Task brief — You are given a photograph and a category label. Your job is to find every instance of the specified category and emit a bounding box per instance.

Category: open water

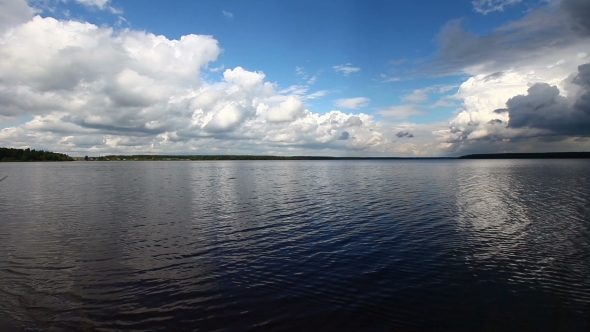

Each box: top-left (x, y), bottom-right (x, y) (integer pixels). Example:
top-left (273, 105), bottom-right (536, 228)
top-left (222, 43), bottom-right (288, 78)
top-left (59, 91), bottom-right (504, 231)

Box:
top-left (0, 160), bottom-right (589, 331)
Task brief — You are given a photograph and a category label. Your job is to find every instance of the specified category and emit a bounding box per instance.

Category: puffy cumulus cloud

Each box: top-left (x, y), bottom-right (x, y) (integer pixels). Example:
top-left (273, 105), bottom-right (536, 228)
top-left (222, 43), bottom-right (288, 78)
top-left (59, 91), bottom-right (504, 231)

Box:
top-left (437, 0), bottom-right (590, 154)
top-left (255, 111), bottom-right (385, 151)
top-left (0, 8), bottom-right (393, 156)
top-left (0, 15), bottom-right (220, 134)
top-left (266, 96), bottom-right (306, 122)
top-left (223, 67), bottom-right (265, 88)
top-left (0, 0), bottom-right (36, 33)
top-left (443, 62), bottom-right (590, 153)
top-left (503, 64), bottom-right (590, 134)
top-left (371, 121), bottom-right (448, 156)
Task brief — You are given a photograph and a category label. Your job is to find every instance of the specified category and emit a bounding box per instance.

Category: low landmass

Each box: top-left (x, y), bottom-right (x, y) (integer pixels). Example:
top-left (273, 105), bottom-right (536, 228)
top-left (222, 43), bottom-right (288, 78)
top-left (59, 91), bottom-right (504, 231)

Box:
top-left (2, 147), bottom-right (589, 162)
top-left (91, 155), bottom-right (453, 161)
top-left (459, 152), bottom-right (590, 159)
top-left (0, 147), bottom-right (73, 162)
top-left (91, 152), bottom-right (590, 160)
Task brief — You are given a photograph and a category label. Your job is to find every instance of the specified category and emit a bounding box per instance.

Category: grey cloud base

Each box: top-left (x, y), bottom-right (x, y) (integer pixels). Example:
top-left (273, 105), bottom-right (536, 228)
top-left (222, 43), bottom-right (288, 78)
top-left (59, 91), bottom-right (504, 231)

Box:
top-left (448, 63), bottom-right (590, 149)
top-left (495, 63), bottom-right (590, 138)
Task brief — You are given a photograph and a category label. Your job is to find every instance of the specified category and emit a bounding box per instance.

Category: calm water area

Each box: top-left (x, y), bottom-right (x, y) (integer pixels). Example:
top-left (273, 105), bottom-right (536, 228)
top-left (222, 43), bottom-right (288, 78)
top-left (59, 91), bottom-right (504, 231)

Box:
top-left (0, 160), bottom-right (589, 331)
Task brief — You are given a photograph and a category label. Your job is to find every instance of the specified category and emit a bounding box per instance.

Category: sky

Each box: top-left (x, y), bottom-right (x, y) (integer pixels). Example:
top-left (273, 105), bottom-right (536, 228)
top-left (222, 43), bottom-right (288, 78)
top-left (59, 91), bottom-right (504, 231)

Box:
top-left (0, 0), bottom-right (589, 156)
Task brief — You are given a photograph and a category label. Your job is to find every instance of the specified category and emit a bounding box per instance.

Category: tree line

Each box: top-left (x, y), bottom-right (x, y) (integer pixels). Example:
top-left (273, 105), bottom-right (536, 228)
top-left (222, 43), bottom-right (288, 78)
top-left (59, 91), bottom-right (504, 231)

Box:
top-left (459, 152), bottom-right (590, 159)
top-left (96, 155), bottom-right (451, 161)
top-left (97, 155), bottom-right (339, 161)
top-left (0, 147), bottom-right (74, 162)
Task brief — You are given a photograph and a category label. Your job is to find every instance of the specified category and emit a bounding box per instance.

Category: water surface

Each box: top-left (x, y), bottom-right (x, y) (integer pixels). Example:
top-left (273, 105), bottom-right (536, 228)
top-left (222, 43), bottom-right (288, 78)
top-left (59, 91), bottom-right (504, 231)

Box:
top-left (0, 160), bottom-right (589, 331)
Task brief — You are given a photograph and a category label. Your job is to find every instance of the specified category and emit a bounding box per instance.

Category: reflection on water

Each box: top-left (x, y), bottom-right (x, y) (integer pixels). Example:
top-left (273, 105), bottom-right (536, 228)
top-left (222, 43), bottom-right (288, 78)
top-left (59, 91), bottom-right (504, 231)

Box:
top-left (0, 160), bottom-right (589, 331)
top-left (454, 160), bottom-right (590, 323)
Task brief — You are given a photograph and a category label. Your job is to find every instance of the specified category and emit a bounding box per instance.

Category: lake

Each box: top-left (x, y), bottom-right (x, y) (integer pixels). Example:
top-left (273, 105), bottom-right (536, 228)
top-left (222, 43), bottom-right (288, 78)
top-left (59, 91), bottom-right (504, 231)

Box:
top-left (0, 160), bottom-right (589, 331)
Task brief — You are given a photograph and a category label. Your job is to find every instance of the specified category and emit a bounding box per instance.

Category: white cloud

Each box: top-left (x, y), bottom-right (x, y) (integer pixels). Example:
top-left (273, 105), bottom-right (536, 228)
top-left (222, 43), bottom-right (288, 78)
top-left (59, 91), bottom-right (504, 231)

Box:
top-left (334, 97), bottom-right (370, 109)
top-left (209, 64), bottom-right (225, 72)
top-left (443, 48), bottom-right (590, 154)
top-left (307, 75), bottom-right (317, 84)
top-left (333, 63), bottom-right (360, 76)
top-left (402, 89), bottom-right (428, 103)
top-left (380, 74), bottom-right (400, 82)
top-left (223, 66), bottom-right (265, 88)
top-left (377, 105), bottom-right (425, 119)
top-left (435, 85), bottom-right (458, 93)
top-left (435, 2), bottom-right (589, 75)
top-left (303, 90), bottom-right (330, 100)
top-left (203, 103), bottom-right (252, 132)
top-left (222, 10), bottom-right (233, 19)
top-left (430, 0), bottom-right (590, 154)
top-left (0, 8), bottom-right (393, 156)
top-left (6, 0), bottom-right (586, 157)
top-left (472, 0), bottom-right (522, 14)
top-left (266, 96), bottom-right (306, 122)
top-left (0, 0), bottom-right (36, 33)
top-left (75, 0), bottom-right (109, 9)
top-left (399, 86), bottom-right (458, 103)
top-left (430, 96), bottom-right (458, 108)
top-left (70, 0), bottom-right (121, 14)
top-left (278, 85), bottom-right (308, 96)
top-left (295, 66), bottom-right (306, 77)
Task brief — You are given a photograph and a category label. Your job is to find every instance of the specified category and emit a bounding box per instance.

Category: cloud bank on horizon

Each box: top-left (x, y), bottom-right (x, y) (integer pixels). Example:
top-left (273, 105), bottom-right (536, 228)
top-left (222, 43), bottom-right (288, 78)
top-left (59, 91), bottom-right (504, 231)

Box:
top-left (0, 0), bottom-right (589, 156)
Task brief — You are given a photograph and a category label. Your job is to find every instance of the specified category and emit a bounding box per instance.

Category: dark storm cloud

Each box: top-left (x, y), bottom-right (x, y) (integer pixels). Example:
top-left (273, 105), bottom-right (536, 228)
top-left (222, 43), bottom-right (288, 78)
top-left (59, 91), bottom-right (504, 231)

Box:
top-left (432, 1), bottom-right (589, 74)
top-left (561, 0), bottom-right (590, 35)
top-left (344, 116), bottom-right (363, 127)
top-left (503, 63), bottom-right (590, 135)
top-left (338, 131), bottom-right (350, 140)
top-left (67, 118), bottom-right (166, 135)
top-left (572, 62), bottom-right (590, 87)
top-left (396, 131), bottom-right (414, 138)
top-left (447, 62), bottom-right (590, 150)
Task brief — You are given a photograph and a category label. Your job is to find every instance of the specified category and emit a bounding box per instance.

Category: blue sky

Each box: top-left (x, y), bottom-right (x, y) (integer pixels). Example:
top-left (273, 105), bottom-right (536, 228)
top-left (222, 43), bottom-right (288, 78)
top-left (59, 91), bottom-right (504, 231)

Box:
top-left (0, 0), bottom-right (589, 156)
top-left (55, 0), bottom-right (470, 116)
top-left (93, 0), bottom-right (512, 121)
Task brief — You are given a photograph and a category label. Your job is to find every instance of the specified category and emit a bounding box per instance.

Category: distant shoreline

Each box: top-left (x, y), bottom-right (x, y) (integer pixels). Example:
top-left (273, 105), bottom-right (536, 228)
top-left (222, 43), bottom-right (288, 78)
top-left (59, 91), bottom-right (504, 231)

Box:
top-left (458, 152), bottom-right (590, 159)
top-left (77, 152), bottom-right (590, 161)
top-left (2, 146), bottom-right (590, 161)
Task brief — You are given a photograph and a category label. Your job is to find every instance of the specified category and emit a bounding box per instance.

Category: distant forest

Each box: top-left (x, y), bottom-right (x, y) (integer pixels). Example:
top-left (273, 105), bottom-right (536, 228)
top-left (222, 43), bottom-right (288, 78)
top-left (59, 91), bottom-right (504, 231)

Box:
top-left (94, 152), bottom-right (590, 161)
top-left (0, 147), bottom-right (73, 162)
top-left (96, 155), bottom-right (450, 161)
top-left (459, 152), bottom-right (590, 159)
top-left (97, 155), bottom-right (350, 161)
top-left (1, 148), bottom-right (589, 162)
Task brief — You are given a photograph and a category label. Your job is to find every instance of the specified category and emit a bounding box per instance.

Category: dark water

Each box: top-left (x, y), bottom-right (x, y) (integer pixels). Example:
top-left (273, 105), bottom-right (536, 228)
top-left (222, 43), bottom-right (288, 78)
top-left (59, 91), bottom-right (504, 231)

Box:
top-left (0, 160), bottom-right (589, 331)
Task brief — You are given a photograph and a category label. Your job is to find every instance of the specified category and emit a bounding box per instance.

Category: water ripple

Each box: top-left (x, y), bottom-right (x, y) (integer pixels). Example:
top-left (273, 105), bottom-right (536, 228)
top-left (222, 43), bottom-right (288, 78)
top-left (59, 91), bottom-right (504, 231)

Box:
top-left (0, 160), bottom-right (589, 331)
